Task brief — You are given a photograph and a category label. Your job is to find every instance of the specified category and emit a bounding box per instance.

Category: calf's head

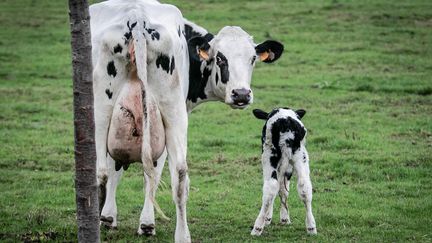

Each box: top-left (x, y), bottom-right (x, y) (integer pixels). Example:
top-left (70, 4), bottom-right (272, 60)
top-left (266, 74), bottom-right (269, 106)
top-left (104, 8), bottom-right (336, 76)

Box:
top-left (189, 26), bottom-right (284, 109)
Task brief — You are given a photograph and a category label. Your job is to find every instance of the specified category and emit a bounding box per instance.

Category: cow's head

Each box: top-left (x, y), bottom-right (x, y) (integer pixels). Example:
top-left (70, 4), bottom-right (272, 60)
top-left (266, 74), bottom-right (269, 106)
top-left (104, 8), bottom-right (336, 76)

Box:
top-left (188, 26), bottom-right (284, 109)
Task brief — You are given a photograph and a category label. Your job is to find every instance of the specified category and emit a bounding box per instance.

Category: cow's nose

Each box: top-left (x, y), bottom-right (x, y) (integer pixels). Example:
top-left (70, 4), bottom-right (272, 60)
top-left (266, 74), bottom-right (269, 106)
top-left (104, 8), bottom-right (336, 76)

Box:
top-left (231, 88), bottom-right (251, 106)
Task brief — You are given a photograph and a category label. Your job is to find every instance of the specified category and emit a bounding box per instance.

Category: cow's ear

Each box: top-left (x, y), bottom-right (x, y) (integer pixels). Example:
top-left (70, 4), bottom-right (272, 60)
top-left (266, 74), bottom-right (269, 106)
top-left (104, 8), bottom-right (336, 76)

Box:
top-left (188, 36), bottom-right (211, 61)
top-left (255, 40), bottom-right (284, 63)
top-left (295, 109), bottom-right (306, 119)
top-left (253, 109), bottom-right (269, 120)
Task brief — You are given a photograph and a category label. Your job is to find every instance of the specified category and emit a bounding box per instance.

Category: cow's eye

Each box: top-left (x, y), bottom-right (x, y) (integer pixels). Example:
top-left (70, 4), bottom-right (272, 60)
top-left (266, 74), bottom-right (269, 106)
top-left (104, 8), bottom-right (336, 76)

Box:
top-left (251, 56), bottom-right (256, 65)
top-left (216, 56), bottom-right (222, 64)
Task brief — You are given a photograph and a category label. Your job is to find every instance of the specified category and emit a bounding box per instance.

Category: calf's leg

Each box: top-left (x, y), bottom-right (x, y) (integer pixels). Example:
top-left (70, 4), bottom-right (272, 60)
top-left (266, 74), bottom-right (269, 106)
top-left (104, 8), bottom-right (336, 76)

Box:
top-left (293, 150), bottom-right (317, 234)
top-left (251, 161), bottom-right (279, 236)
top-left (279, 169), bottom-right (292, 225)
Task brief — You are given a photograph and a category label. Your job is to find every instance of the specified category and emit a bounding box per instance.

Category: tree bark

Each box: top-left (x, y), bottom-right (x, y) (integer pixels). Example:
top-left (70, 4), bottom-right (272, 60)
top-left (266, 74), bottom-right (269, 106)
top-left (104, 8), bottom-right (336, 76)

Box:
top-left (68, 0), bottom-right (100, 242)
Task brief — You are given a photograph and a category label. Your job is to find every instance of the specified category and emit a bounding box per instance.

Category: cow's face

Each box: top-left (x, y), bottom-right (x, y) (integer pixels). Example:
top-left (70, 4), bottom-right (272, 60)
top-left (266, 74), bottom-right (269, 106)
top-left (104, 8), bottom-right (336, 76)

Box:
top-left (189, 26), bottom-right (284, 109)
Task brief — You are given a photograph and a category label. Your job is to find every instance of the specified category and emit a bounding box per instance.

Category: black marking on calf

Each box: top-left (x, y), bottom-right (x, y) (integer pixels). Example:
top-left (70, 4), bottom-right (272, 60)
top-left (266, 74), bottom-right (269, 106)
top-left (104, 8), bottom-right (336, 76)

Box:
top-left (216, 52), bottom-right (229, 84)
top-left (107, 61), bottom-right (117, 77)
top-left (113, 44), bottom-right (122, 54)
top-left (153, 161), bottom-right (157, 167)
top-left (272, 117), bottom-right (306, 155)
top-left (178, 26), bottom-right (181, 37)
top-left (251, 56), bottom-right (256, 65)
top-left (271, 171), bottom-right (277, 180)
top-left (215, 73), bottom-right (219, 85)
top-left (303, 152), bottom-right (307, 163)
top-left (105, 89), bottom-right (113, 99)
top-left (268, 109), bottom-right (280, 119)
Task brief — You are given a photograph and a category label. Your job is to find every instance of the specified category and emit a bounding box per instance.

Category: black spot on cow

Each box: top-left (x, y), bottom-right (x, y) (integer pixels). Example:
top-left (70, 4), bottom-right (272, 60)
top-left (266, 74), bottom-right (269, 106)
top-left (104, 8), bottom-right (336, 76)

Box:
top-left (170, 56), bottom-right (175, 75)
top-left (184, 23), bottom-right (214, 42)
top-left (215, 72), bottom-right (219, 85)
top-left (113, 44), bottom-right (122, 54)
top-left (156, 54), bottom-right (175, 75)
top-left (285, 171), bottom-right (293, 180)
top-left (107, 61), bottom-right (117, 77)
top-left (177, 26), bottom-right (181, 37)
top-left (124, 21), bottom-right (137, 44)
top-left (251, 56), bottom-right (256, 65)
top-left (153, 160), bottom-right (157, 167)
top-left (105, 89), bottom-right (113, 99)
top-left (156, 54), bottom-right (170, 73)
top-left (303, 152), bottom-right (307, 163)
top-left (143, 21), bottom-right (160, 41)
top-left (187, 56), bottom-right (212, 103)
top-left (216, 52), bottom-right (229, 84)
top-left (271, 171), bottom-right (277, 180)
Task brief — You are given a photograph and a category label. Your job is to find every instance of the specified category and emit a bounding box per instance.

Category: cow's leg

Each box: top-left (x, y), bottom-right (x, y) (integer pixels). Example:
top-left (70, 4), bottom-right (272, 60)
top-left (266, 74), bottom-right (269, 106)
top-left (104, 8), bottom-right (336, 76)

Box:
top-left (100, 155), bottom-right (123, 229)
top-left (161, 105), bottom-right (190, 243)
top-left (279, 166), bottom-right (293, 225)
top-left (138, 149), bottom-right (167, 236)
top-left (294, 149), bottom-right (317, 235)
top-left (251, 159), bottom-right (279, 236)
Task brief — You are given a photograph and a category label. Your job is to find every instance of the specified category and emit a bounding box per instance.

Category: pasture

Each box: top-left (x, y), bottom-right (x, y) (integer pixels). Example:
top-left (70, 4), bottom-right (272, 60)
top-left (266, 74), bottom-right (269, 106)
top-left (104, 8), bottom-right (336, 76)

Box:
top-left (1, 0), bottom-right (431, 242)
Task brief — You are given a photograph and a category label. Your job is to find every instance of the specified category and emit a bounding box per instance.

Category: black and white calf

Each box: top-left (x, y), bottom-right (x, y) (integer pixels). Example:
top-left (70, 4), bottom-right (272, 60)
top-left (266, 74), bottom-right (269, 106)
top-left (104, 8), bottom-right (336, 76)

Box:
top-left (251, 108), bottom-right (317, 236)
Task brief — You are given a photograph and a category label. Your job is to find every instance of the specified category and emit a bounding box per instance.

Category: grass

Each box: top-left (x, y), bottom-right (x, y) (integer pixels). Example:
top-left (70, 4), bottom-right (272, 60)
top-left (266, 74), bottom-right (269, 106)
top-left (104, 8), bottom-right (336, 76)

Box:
top-left (1, 0), bottom-right (431, 242)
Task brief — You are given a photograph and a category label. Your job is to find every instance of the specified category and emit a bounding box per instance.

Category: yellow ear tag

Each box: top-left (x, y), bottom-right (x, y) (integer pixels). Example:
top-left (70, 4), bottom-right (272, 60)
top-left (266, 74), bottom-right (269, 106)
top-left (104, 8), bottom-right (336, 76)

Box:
top-left (259, 51), bottom-right (269, 61)
top-left (199, 49), bottom-right (209, 60)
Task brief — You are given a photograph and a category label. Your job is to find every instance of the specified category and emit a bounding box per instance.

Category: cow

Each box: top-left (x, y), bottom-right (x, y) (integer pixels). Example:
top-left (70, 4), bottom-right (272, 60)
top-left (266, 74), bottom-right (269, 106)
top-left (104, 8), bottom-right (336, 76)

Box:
top-left (89, 0), bottom-right (284, 242)
top-left (251, 108), bottom-right (317, 236)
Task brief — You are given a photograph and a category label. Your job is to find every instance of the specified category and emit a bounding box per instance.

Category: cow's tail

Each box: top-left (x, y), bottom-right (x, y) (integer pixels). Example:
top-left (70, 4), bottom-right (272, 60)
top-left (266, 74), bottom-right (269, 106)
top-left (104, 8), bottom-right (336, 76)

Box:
top-left (132, 18), bottom-right (170, 221)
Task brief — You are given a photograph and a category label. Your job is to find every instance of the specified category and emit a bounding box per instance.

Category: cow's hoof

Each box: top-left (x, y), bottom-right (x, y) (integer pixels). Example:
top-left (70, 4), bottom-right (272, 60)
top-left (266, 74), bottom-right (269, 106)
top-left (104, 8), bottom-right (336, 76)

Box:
top-left (100, 216), bottom-right (117, 229)
top-left (265, 217), bottom-right (272, 225)
top-left (280, 218), bottom-right (291, 225)
top-left (307, 227), bottom-right (317, 235)
top-left (251, 227), bottom-right (263, 236)
top-left (138, 224), bottom-right (155, 236)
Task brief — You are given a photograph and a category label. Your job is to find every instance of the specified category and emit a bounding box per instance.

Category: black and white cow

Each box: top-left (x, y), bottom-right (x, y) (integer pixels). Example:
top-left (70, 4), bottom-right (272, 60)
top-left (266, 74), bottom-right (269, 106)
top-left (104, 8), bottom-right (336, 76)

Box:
top-left (90, 0), bottom-right (284, 242)
top-left (251, 108), bottom-right (317, 236)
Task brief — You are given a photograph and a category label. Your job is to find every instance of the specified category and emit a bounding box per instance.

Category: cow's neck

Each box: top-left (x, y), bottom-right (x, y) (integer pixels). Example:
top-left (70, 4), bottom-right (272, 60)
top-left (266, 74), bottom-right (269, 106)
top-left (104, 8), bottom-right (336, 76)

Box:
top-left (183, 19), bottom-right (221, 112)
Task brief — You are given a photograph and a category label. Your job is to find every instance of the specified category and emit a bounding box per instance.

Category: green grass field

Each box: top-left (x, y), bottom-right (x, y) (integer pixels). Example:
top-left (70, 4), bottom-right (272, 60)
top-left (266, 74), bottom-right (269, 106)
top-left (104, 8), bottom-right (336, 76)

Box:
top-left (1, 0), bottom-right (431, 242)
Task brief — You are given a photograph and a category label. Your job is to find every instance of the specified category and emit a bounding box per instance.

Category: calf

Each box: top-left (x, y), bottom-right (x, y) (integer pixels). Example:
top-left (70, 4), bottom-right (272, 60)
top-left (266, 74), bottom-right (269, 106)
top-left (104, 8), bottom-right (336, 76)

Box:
top-left (251, 108), bottom-right (317, 236)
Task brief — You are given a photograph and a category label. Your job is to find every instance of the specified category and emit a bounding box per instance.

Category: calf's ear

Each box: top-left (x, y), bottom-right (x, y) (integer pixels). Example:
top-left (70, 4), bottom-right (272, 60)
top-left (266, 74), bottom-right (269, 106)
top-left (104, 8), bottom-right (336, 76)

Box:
top-left (253, 109), bottom-right (269, 120)
top-left (255, 40), bottom-right (284, 63)
top-left (295, 109), bottom-right (306, 119)
top-left (188, 36), bottom-right (211, 61)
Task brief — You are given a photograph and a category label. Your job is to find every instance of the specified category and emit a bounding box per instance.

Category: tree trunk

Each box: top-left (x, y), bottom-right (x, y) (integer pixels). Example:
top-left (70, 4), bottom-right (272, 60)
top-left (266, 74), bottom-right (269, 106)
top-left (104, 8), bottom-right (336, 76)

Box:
top-left (68, 0), bottom-right (100, 242)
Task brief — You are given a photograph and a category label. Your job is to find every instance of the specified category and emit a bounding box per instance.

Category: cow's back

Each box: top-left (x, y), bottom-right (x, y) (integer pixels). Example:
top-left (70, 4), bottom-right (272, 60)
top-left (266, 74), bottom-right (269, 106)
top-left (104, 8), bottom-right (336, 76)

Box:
top-left (90, 0), bottom-right (189, 96)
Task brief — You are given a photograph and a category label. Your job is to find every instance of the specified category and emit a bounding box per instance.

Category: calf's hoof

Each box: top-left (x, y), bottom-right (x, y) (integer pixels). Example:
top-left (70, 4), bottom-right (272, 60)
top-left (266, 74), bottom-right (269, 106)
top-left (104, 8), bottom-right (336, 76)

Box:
top-left (138, 224), bottom-right (155, 236)
top-left (100, 216), bottom-right (117, 229)
top-left (251, 227), bottom-right (263, 236)
top-left (307, 227), bottom-right (317, 235)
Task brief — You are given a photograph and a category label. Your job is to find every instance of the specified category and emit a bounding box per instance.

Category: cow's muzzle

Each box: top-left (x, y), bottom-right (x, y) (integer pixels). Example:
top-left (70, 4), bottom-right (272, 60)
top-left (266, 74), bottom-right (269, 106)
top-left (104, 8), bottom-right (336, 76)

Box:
top-left (231, 88), bottom-right (251, 109)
